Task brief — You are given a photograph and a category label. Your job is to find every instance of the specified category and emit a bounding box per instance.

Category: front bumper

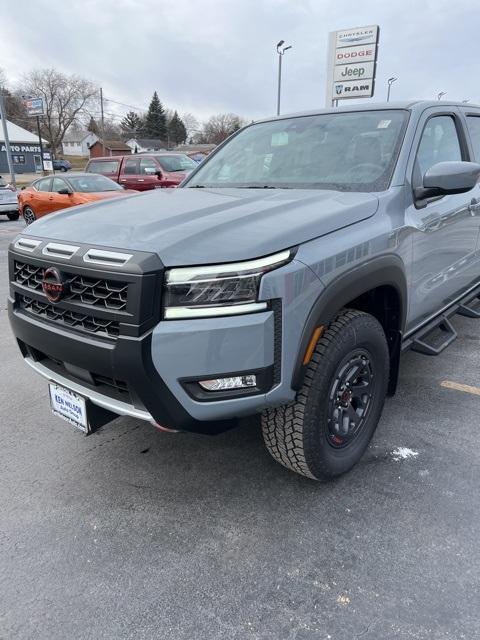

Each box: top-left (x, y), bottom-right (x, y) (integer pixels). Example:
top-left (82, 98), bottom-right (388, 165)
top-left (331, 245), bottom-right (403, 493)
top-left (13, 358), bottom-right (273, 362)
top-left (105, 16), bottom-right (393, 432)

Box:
top-left (9, 301), bottom-right (247, 434)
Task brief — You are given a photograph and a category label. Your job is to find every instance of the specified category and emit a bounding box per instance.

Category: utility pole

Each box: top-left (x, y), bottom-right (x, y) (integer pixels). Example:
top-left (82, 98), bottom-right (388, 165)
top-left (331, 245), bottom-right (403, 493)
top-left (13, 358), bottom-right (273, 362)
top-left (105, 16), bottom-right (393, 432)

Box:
top-left (0, 90), bottom-right (16, 188)
top-left (100, 87), bottom-right (106, 155)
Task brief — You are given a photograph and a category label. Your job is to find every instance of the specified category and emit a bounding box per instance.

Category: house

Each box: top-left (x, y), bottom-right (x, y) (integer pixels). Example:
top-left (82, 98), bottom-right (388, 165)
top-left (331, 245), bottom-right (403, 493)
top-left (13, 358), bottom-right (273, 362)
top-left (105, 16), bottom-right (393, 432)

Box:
top-left (0, 119), bottom-right (48, 174)
top-left (125, 138), bottom-right (167, 153)
top-left (62, 130), bottom-right (98, 157)
top-left (89, 140), bottom-right (132, 158)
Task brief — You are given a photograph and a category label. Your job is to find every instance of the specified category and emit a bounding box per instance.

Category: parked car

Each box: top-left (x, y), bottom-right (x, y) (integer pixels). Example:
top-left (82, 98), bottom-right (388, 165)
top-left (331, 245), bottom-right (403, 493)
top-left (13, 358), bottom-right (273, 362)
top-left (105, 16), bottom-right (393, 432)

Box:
top-left (9, 101), bottom-right (480, 480)
top-left (0, 176), bottom-right (19, 221)
top-left (53, 159), bottom-right (72, 172)
top-left (85, 152), bottom-right (197, 190)
top-left (18, 173), bottom-right (137, 224)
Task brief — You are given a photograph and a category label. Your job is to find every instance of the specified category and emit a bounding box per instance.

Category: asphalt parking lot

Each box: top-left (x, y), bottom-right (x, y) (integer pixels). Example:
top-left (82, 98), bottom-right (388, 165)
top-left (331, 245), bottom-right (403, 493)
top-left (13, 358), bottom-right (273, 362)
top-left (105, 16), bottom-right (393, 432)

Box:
top-left (1, 217), bottom-right (479, 640)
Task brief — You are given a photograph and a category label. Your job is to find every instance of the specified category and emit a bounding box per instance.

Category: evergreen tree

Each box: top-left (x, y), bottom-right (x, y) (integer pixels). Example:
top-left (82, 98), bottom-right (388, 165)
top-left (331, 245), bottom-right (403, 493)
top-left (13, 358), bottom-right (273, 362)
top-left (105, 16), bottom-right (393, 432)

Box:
top-left (144, 91), bottom-right (167, 139)
top-left (121, 110), bottom-right (142, 136)
top-left (87, 116), bottom-right (99, 135)
top-left (167, 111), bottom-right (187, 146)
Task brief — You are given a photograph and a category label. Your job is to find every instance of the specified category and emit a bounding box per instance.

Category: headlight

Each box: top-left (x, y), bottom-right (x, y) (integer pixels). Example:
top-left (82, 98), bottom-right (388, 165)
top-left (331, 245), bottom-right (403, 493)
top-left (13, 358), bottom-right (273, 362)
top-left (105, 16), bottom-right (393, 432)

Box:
top-left (163, 249), bottom-right (293, 319)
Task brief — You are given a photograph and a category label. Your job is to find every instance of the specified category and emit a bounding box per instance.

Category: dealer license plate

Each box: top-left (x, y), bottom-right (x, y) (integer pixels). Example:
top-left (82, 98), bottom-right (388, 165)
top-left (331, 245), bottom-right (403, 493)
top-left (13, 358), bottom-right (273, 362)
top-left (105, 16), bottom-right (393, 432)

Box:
top-left (49, 383), bottom-right (89, 433)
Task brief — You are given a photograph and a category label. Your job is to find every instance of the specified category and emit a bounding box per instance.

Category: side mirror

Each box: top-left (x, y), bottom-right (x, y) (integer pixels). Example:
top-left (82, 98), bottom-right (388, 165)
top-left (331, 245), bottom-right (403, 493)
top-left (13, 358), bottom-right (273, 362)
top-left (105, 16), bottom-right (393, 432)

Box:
top-left (155, 169), bottom-right (163, 179)
top-left (415, 161), bottom-right (480, 200)
top-left (58, 188), bottom-right (73, 195)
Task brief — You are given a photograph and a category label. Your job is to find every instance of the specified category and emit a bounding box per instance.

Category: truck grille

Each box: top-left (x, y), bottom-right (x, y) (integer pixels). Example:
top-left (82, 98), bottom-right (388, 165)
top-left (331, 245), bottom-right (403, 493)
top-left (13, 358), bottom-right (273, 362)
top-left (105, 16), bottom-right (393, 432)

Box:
top-left (20, 295), bottom-right (120, 339)
top-left (14, 261), bottom-right (128, 311)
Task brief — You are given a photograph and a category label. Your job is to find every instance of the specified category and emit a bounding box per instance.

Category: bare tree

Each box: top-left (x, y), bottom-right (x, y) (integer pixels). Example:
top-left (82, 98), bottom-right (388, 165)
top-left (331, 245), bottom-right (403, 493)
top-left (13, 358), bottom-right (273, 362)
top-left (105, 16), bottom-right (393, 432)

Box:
top-left (23, 68), bottom-right (98, 155)
top-left (182, 112), bottom-right (200, 141)
top-left (200, 113), bottom-right (247, 145)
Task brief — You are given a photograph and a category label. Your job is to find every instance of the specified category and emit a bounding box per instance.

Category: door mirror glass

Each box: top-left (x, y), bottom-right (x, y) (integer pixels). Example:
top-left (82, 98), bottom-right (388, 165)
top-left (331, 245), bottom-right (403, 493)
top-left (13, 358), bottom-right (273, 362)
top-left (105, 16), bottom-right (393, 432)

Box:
top-left (416, 161), bottom-right (480, 199)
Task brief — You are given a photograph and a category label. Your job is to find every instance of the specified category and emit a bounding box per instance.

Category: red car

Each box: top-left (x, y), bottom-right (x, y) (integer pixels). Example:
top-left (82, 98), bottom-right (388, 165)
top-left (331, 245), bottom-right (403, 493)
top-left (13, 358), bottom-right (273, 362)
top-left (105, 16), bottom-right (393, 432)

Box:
top-left (85, 153), bottom-right (197, 191)
top-left (19, 173), bottom-right (137, 225)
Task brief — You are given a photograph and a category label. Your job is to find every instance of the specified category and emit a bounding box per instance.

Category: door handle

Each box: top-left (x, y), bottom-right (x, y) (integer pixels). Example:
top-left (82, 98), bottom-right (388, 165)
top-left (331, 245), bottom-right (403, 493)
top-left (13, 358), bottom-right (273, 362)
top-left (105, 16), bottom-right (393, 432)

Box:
top-left (137, 179), bottom-right (145, 182)
top-left (120, 179), bottom-right (127, 183)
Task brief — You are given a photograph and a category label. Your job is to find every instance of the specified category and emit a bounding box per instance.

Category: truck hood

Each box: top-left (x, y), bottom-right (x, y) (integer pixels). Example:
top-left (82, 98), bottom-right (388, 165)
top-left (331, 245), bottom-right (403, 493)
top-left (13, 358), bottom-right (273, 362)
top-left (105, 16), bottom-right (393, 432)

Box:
top-left (24, 187), bottom-right (379, 266)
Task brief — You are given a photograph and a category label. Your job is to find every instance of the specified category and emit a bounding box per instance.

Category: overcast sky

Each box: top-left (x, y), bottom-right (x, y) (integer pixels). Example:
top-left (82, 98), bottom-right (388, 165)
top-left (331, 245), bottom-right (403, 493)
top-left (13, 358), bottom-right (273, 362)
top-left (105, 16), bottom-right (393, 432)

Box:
top-left (1, 0), bottom-right (479, 124)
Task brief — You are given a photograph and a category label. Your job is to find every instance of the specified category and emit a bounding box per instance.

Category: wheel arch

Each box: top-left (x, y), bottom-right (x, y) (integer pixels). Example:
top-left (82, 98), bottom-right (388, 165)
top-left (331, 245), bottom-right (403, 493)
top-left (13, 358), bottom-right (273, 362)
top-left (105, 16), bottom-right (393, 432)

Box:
top-left (292, 255), bottom-right (407, 395)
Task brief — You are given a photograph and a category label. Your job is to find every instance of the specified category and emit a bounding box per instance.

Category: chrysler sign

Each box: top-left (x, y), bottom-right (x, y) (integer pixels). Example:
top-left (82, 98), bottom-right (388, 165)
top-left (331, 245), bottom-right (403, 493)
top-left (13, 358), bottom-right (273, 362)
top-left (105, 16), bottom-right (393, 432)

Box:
top-left (325, 24), bottom-right (379, 105)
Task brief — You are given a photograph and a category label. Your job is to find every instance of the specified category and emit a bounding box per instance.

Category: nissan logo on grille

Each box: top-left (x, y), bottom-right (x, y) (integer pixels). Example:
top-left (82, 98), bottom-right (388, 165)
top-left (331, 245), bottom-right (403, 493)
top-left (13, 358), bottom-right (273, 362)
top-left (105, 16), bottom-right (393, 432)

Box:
top-left (41, 267), bottom-right (67, 302)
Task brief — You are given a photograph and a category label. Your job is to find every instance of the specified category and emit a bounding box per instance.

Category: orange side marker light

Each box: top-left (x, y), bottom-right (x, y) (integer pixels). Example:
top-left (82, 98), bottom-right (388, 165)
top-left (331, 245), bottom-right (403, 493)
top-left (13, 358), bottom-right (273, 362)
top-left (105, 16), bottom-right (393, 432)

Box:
top-left (303, 326), bottom-right (325, 365)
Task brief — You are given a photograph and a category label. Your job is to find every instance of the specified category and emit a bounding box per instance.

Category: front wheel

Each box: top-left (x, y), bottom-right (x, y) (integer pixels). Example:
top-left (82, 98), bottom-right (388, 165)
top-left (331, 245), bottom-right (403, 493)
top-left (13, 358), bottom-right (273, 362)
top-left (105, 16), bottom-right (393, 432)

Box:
top-left (262, 309), bottom-right (389, 481)
top-left (7, 212), bottom-right (19, 221)
top-left (23, 206), bottom-right (37, 225)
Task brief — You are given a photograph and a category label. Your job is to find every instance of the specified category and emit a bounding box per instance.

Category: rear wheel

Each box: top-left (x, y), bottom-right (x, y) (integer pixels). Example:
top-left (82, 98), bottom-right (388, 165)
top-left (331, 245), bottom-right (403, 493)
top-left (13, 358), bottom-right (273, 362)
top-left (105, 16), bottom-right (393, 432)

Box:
top-left (23, 206), bottom-right (36, 225)
top-left (262, 309), bottom-right (389, 481)
top-left (7, 212), bottom-right (19, 221)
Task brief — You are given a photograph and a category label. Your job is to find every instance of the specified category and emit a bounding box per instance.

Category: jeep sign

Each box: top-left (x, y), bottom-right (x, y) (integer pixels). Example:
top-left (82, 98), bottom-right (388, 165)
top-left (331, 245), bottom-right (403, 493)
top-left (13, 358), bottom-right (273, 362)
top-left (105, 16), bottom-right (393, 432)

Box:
top-left (325, 24), bottom-right (379, 105)
top-left (333, 62), bottom-right (375, 82)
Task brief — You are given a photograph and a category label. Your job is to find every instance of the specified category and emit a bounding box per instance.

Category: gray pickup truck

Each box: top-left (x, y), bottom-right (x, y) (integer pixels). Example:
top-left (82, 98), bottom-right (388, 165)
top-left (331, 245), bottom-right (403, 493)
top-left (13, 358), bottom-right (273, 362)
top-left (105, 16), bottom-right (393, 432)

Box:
top-left (8, 101), bottom-right (480, 480)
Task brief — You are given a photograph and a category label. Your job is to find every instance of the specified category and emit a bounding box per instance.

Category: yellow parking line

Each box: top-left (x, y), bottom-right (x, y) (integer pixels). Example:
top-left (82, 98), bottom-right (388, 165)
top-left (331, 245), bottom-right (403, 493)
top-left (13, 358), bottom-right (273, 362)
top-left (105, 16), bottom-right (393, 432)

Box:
top-left (440, 380), bottom-right (480, 397)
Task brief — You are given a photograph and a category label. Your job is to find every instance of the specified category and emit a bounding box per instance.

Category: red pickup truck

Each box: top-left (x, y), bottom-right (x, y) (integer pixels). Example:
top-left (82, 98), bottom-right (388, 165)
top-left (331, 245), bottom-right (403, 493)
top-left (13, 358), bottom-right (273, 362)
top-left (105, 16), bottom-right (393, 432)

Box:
top-left (85, 152), bottom-right (197, 191)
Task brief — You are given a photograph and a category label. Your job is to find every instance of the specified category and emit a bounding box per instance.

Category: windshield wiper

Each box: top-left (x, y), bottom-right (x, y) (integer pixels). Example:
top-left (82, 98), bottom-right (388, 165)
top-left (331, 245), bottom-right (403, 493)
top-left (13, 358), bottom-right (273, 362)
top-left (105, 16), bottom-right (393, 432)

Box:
top-left (187, 184), bottom-right (205, 188)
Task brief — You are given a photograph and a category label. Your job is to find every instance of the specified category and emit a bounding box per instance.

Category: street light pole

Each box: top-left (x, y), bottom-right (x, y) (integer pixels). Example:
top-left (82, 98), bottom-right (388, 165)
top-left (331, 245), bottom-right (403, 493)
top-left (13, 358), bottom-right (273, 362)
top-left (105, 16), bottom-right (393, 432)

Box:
top-left (276, 40), bottom-right (292, 116)
top-left (387, 77), bottom-right (397, 102)
top-left (437, 91), bottom-right (446, 101)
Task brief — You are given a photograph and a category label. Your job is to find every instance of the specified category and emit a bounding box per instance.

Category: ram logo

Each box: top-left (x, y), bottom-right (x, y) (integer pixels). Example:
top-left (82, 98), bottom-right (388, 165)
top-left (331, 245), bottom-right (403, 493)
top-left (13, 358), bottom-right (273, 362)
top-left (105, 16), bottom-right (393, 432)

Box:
top-left (335, 84), bottom-right (343, 95)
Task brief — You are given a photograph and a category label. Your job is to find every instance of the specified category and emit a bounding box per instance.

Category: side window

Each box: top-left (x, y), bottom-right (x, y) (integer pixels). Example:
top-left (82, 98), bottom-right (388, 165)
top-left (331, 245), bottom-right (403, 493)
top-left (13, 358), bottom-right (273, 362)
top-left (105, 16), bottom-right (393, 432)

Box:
top-left (35, 178), bottom-right (52, 192)
top-left (52, 177), bottom-right (68, 192)
top-left (466, 116), bottom-right (480, 161)
top-left (123, 158), bottom-right (139, 175)
top-left (415, 116), bottom-right (462, 177)
top-left (140, 157), bottom-right (158, 175)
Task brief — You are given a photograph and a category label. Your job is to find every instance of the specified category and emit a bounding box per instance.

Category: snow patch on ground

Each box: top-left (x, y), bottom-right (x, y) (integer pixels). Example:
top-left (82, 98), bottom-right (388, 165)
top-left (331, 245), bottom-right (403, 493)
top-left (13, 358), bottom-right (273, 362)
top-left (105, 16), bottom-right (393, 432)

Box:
top-left (391, 447), bottom-right (419, 462)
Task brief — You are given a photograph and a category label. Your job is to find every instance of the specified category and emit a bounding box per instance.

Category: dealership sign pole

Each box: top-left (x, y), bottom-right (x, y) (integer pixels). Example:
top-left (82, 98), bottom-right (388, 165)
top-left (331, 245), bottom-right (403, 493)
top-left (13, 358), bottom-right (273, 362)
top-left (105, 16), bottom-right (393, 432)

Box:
top-left (325, 25), bottom-right (379, 107)
top-left (24, 97), bottom-right (53, 173)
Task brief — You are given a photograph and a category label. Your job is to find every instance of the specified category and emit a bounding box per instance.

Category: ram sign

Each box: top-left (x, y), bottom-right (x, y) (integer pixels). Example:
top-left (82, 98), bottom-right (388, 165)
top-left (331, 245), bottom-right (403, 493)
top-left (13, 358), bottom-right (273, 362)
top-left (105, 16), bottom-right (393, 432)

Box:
top-left (325, 25), bottom-right (379, 105)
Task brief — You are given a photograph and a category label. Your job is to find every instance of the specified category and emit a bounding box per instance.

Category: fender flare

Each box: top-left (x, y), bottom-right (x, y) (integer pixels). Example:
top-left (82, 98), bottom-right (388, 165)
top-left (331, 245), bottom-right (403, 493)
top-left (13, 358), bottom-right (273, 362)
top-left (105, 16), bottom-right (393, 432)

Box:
top-left (291, 255), bottom-right (408, 391)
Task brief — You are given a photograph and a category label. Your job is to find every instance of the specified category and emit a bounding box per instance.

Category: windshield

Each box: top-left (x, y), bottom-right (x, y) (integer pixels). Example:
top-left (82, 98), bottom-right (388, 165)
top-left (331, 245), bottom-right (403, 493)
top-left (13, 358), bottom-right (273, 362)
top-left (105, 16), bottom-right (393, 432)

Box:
top-left (158, 155), bottom-right (197, 172)
top-left (187, 110), bottom-right (408, 192)
top-left (68, 175), bottom-right (123, 192)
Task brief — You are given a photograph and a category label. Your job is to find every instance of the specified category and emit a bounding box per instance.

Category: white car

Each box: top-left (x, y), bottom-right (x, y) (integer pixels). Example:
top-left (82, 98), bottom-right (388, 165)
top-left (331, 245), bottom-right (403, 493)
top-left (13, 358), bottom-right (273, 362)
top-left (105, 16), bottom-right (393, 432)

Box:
top-left (0, 176), bottom-right (19, 221)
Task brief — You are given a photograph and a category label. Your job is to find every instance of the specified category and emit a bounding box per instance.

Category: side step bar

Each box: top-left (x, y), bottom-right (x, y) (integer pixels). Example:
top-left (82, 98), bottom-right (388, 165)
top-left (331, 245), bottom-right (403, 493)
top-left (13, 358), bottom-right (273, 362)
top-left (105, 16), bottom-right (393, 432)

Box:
top-left (458, 294), bottom-right (480, 319)
top-left (404, 283), bottom-right (480, 356)
top-left (410, 316), bottom-right (457, 356)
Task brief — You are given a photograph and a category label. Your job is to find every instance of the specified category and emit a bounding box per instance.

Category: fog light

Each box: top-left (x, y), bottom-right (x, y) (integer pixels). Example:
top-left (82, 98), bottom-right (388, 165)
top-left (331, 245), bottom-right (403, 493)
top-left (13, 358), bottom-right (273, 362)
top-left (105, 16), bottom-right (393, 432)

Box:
top-left (198, 375), bottom-right (257, 391)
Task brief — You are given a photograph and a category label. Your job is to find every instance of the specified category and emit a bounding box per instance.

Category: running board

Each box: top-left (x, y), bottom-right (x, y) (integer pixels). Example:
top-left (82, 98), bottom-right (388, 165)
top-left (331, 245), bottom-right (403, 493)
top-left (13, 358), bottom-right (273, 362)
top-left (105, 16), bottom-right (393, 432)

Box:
top-left (457, 294), bottom-right (480, 319)
top-left (410, 316), bottom-right (457, 356)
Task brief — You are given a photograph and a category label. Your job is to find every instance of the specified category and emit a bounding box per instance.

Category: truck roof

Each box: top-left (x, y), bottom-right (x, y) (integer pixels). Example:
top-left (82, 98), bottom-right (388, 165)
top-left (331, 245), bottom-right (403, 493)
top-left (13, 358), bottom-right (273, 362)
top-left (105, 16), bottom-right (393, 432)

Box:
top-left (88, 152), bottom-right (191, 162)
top-left (256, 100), bottom-right (480, 124)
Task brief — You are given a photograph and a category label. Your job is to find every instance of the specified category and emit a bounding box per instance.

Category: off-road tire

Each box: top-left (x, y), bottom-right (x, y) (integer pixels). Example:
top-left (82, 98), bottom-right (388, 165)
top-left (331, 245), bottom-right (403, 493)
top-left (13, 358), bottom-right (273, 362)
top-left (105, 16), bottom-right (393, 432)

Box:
top-left (7, 212), bottom-right (19, 221)
top-left (262, 309), bottom-right (389, 481)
